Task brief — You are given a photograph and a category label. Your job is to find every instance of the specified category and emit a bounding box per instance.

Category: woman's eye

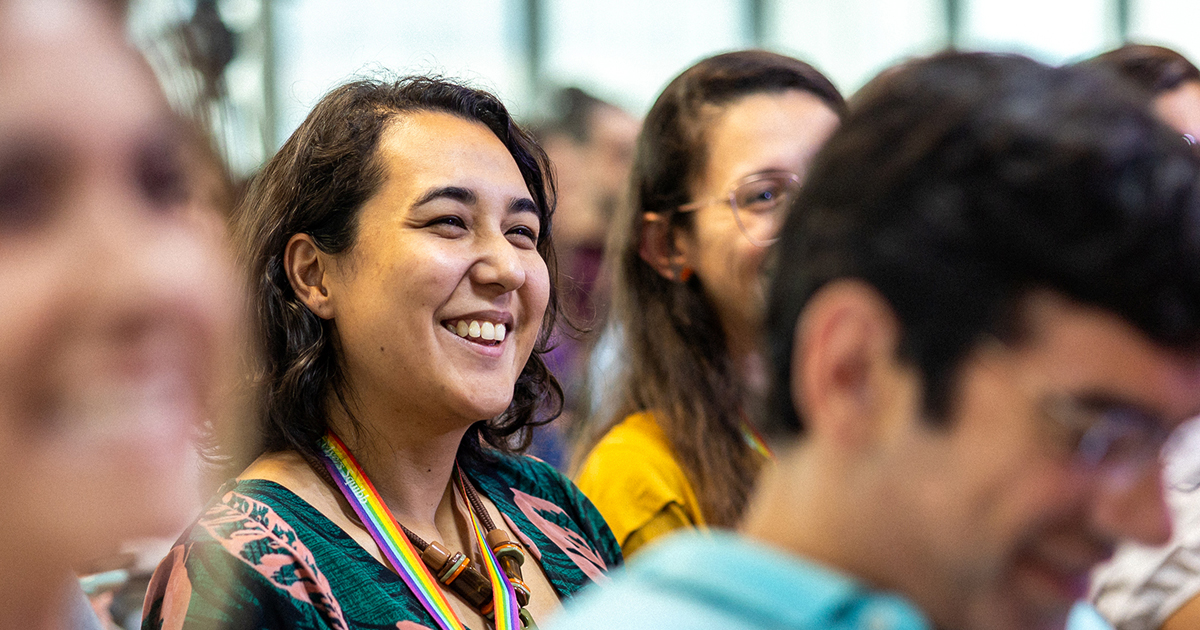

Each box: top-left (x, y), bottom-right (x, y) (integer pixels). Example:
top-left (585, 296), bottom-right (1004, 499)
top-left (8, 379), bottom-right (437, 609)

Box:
top-left (429, 216), bottom-right (467, 230)
top-left (507, 225), bottom-right (538, 245)
top-left (137, 140), bottom-right (189, 212)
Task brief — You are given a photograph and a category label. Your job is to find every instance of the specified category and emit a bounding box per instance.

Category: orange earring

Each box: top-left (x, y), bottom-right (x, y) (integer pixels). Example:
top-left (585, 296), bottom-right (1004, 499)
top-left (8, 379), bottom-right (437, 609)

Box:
top-left (678, 267), bottom-right (694, 282)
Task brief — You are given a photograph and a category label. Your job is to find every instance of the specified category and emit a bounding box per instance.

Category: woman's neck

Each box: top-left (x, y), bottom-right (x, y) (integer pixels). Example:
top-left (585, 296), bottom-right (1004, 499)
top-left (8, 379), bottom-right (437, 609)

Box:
top-left (327, 405), bottom-right (471, 532)
top-left (728, 336), bottom-right (768, 396)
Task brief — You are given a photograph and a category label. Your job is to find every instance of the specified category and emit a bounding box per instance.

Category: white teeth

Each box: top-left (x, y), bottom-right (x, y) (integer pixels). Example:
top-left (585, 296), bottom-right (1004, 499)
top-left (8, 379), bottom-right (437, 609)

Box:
top-left (447, 320), bottom-right (506, 343)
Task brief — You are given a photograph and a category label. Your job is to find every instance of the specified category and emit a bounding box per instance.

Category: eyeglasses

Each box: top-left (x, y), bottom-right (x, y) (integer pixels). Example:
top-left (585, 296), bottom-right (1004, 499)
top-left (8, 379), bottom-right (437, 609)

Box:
top-left (1040, 395), bottom-right (1171, 485)
top-left (677, 170), bottom-right (802, 247)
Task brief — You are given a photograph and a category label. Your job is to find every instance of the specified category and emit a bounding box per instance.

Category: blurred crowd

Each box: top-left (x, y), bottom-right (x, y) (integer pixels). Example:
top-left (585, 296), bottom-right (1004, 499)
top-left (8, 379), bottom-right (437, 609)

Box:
top-left (6, 2), bottom-right (1200, 630)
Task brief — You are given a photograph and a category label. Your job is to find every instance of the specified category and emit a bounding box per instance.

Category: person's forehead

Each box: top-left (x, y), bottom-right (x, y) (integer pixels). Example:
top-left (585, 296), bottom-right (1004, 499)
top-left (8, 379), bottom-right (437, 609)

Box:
top-left (983, 292), bottom-right (1200, 422)
top-left (0, 0), bottom-right (166, 141)
top-left (377, 111), bottom-right (527, 190)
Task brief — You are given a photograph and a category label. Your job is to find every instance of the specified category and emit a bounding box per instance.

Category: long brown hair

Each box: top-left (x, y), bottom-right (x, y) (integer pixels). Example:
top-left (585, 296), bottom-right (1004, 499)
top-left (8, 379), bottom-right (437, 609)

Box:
top-left (582, 51), bottom-right (845, 527)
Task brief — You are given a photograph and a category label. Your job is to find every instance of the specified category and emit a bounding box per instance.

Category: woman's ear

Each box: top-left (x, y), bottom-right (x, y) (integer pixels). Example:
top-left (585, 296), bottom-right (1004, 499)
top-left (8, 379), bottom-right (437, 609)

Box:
top-left (284, 233), bottom-right (335, 320)
top-left (638, 212), bottom-right (690, 281)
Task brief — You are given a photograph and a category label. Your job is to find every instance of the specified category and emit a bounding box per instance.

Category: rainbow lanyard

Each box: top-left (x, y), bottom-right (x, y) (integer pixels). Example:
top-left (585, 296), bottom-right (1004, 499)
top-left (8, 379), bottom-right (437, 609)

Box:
top-left (740, 421), bottom-right (776, 461)
top-left (455, 462), bottom-right (520, 628)
top-left (318, 432), bottom-right (520, 630)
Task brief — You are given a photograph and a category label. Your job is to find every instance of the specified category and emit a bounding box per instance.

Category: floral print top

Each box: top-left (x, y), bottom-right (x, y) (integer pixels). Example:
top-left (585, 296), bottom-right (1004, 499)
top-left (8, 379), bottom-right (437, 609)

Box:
top-left (142, 452), bottom-right (622, 630)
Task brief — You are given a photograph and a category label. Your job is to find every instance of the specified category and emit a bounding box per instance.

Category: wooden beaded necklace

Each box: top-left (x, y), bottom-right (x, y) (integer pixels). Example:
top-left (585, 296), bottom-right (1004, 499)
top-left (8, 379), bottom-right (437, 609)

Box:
top-left (310, 433), bottom-right (538, 629)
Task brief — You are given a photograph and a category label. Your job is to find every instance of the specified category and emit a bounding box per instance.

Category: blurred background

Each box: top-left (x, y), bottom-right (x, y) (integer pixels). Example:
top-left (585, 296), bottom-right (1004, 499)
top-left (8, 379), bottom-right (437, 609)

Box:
top-left (127, 0), bottom-right (1200, 178)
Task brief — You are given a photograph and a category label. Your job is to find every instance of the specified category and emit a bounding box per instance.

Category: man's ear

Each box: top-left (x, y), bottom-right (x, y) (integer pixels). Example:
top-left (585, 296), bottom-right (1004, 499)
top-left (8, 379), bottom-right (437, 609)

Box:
top-left (638, 212), bottom-right (689, 281)
top-left (284, 233), bottom-right (335, 320)
top-left (790, 280), bottom-right (901, 450)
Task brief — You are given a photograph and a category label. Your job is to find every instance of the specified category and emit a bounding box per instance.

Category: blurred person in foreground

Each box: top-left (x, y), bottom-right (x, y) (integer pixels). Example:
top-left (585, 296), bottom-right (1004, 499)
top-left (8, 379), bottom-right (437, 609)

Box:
top-left (552, 51), bottom-right (1200, 630)
top-left (142, 76), bottom-right (620, 629)
top-left (573, 51), bottom-right (844, 556)
top-left (0, 0), bottom-right (242, 628)
top-left (1072, 44), bottom-right (1200, 630)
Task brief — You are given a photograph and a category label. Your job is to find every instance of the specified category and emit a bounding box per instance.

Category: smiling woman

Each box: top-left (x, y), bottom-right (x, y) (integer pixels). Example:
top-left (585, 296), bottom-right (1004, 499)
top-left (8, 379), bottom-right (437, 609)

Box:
top-left (141, 77), bottom-right (621, 630)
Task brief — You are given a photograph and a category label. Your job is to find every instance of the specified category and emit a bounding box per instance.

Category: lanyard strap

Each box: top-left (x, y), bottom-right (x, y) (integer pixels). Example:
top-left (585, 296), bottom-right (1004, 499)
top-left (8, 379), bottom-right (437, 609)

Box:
top-left (320, 432), bottom-right (514, 630)
top-left (456, 463), bottom-right (521, 630)
top-left (740, 420), bottom-right (776, 461)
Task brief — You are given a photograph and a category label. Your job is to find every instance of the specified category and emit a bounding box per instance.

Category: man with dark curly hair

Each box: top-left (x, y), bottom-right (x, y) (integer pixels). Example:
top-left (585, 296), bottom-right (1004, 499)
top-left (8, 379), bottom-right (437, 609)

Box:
top-left (552, 51), bottom-right (1200, 630)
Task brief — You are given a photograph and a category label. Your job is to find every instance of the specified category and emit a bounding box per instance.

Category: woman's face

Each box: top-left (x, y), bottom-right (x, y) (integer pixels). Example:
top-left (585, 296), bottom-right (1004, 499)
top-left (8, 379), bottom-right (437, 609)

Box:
top-left (675, 90), bottom-right (839, 357)
top-left (321, 111), bottom-right (550, 431)
top-left (0, 0), bottom-right (240, 575)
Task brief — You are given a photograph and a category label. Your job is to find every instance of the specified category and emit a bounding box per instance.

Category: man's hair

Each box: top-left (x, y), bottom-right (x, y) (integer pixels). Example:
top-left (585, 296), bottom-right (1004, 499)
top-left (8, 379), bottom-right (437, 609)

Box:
top-left (1083, 44), bottom-right (1200, 96)
top-left (763, 51), bottom-right (1200, 438)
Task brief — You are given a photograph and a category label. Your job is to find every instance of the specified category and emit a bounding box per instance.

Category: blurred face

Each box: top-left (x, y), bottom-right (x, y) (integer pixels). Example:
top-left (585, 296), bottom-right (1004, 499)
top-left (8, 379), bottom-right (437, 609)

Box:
top-left (1155, 80), bottom-right (1200, 142)
top-left (881, 294), bottom-right (1200, 630)
top-left (324, 111), bottom-right (549, 430)
top-left (544, 104), bottom-right (639, 250)
top-left (676, 90), bottom-right (839, 357)
top-left (0, 0), bottom-right (239, 576)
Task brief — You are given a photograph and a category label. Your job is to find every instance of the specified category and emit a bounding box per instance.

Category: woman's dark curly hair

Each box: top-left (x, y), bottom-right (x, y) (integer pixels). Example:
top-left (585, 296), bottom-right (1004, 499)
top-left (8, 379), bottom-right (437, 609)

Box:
top-left (233, 75), bottom-right (562, 467)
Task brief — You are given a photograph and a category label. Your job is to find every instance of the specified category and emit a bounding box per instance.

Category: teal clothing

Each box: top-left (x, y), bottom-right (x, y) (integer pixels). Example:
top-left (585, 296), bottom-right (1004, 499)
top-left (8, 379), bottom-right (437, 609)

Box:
top-left (549, 531), bottom-right (931, 630)
top-left (1067, 603), bottom-right (1116, 630)
top-left (143, 452), bottom-right (621, 630)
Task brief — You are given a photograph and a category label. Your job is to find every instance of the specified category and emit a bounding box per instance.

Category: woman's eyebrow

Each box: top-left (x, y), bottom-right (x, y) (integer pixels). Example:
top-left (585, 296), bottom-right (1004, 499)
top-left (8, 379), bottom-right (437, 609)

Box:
top-left (412, 186), bottom-right (475, 208)
top-left (509, 197), bottom-right (537, 215)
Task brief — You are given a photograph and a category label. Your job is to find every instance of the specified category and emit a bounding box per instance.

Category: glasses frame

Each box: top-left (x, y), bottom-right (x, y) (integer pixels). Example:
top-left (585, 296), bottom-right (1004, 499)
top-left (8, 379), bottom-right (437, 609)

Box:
top-left (1039, 394), bottom-right (1172, 486)
top-left (676, 170), bottom-right (802, 247)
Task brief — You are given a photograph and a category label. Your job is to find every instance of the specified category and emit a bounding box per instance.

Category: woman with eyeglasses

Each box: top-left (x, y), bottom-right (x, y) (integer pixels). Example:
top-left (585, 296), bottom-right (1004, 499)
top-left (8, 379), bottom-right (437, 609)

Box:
top-left (573, 50), bottom-right (845, 556)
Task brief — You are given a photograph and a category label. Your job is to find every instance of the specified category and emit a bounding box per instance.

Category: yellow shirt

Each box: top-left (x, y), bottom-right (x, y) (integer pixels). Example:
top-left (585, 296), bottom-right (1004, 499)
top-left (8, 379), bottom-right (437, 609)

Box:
top-left (575, 411), bottom-right (706, 556)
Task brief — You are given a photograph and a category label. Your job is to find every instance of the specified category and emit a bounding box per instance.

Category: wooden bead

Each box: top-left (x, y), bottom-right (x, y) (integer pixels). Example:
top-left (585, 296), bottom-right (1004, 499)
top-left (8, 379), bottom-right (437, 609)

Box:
top-left (493, 542), bottom-right (525, 566)
top-left (438, 553), bottom-right (469, 585)
top-left (451, 560), bottom-right (495, 611)
top-left (486, 529), bottom-right (512, 548)
top-left (421, 541), bottom-right (453, 574)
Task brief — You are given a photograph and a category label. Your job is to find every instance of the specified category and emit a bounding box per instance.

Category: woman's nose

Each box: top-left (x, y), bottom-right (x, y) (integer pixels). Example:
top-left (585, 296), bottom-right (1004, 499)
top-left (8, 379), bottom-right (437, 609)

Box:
top-left (470, 230), bottom-right (526, 294)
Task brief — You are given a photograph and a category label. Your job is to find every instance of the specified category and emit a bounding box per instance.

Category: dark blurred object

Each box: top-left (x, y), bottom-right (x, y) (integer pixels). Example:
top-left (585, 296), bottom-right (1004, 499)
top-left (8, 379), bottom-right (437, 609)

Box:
top-left (179, 0), bottom-right (236, 102)
top-left (527, 87), bottom-right (639, 468)
top-left (1084, 44), bottom-right (1200, 155)
top-left (1085, 44), bottom-right (1200, 95)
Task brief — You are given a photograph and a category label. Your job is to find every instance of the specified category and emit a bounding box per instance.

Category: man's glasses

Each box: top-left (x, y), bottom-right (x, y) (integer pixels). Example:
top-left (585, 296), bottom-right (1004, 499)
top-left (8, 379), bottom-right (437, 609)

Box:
top-left (1040, 395), bottom-right (1171, 486)
top-left (677, 170), bottom-right (801, 247)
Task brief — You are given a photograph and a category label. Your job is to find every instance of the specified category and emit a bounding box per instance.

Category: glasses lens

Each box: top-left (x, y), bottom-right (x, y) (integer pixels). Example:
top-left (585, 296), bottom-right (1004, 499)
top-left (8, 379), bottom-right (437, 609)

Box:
top-left (730, 173), bottom-right (800, 245)
top-left (1047, 398), bottom-right (1167, 472)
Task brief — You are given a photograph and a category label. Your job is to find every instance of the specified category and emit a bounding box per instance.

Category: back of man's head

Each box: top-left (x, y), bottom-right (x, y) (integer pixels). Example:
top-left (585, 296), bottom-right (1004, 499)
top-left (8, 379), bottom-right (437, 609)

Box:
top-left (764, 51), bottom-right (1200, 439)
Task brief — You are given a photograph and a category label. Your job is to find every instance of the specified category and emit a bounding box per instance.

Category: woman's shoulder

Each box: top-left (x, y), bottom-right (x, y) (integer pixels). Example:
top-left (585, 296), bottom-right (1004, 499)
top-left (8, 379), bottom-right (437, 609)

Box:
top-left (469, 450), bottom-right (606, 532)
top-left (464, 449), bottom-right (624, 594)
top-left (142, 479), bottom-right (358, 629)
top-left (586, 411), bottom-right (674, 457)
top-left (573, 411), bottom-right (705, 550)
top-left (576, 411), bottom-right (690, 497)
